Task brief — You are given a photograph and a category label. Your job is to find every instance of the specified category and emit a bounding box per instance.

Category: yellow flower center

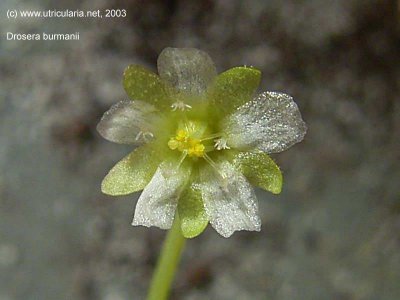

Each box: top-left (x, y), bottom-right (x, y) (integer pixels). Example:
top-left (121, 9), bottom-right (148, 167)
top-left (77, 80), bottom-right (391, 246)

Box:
top-left (168, 129), bottom-right (205, 157)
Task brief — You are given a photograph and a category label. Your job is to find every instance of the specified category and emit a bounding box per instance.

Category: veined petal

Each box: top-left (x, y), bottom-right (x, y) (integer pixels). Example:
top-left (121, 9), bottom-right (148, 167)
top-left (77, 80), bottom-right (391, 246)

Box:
top-left (96, 100), bottom-right (158, 145)
top-left (178, 181), bottom-right (208, 238)
top-left (123, 65), bottom-right (171, 108)
top-left (208, 66), bottom-right (261, 113)
top-left (101, 145), bottom-right (161, 196)
top-left (232, 151), bottom-right (283, 194)
top-left (157, 47), bottom-right (217, 96)
top-left (222, 92), bottom-right (307, 153)
top-left (132, 162), bottom-right (191, 230)
top-left (199, 161), bottom-right (261, 238)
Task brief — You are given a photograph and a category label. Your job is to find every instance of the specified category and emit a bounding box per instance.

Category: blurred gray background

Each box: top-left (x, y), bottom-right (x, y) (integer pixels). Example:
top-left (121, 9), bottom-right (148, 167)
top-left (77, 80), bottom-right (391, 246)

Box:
top-left (1, 0), bottom-right (399, 299)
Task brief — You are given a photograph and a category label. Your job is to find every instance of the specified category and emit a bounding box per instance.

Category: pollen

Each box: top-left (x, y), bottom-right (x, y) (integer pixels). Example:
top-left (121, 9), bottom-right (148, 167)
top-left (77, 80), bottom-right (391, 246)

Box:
top-left (176, 130), bottom-right (188, 142)
top-left (168, 129), bottom-right (205, 158)
top-left (188, 141), bottom-right (205, 157)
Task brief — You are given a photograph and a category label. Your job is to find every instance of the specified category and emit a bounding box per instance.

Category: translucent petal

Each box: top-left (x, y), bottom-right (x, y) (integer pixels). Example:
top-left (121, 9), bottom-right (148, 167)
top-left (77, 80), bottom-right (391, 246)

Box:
top-left (232, 151), bottom-right (283, 194)
top-left (132, 162), bottom-right (190, 230)
top-left (101, 145), bottom-right (161, 196)
top-left (208, 66), bottom-right (261, 113)
top-left (222, 92), bottom-right (307, 153)
top-left (96, 100), bottom-right (158, 145)
top-left (178, 181), bottom-right (208, 238)
top-left (157, 47), bottom-right (217, 96)
top-left (123, 65), bottom-right (171, 108)
top-left (199, 161), bottom-right (261, 238)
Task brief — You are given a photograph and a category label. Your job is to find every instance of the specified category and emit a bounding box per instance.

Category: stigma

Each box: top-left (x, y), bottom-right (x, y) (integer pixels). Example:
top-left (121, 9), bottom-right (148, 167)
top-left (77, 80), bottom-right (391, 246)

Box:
top-left (214, 138), bottom-right (230, 150)
top-left (171, 101), bottom-right (192, 111)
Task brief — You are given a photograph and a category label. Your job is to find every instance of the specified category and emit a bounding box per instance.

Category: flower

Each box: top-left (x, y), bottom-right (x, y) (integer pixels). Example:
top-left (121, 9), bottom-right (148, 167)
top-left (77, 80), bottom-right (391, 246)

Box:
top-left (97, 48), bottom-right (307, 238)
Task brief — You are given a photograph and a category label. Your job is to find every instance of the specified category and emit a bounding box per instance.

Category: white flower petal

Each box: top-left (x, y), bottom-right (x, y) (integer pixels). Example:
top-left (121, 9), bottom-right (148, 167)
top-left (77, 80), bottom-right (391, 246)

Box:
top-left (200, 161), bottom-right (261, 238)
top-left (132, 162), bottom-right (190, 229)
top-left (157, 47), bottom-right (217, 96)
top-left (96, 100), bottom-right (158, 145)
top-left (222, 92), bottom-right (307, 153)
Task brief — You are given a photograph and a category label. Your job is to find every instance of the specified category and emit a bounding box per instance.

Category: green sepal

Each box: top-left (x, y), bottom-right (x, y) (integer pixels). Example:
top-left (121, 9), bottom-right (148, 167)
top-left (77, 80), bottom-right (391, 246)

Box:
top-left (178, 182), bottom-right (208, 238)
top-left (208, 66), bottom-right (261, 113)
top-left (101, 145), bottom-right (160, 196)
top-left (123, 65), bottom-right (171, 109)
top-left (232, 150), bottom-right (283, 194)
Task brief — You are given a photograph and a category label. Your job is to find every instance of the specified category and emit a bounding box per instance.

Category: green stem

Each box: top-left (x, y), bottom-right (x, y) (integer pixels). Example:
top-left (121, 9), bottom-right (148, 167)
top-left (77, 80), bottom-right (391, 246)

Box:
top-left (146, 217), bottom-right (186, 300)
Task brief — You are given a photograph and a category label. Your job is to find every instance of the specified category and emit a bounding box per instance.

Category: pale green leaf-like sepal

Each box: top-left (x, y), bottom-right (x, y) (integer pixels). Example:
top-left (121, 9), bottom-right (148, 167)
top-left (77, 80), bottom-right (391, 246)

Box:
top-left (123, 65), bottom-right (171, 108)
top-left (208, 66), bottom-right (261, 113)
top-left (101, 145), bottom-right (160, 196)
top-left (178, 182), bottom-right (208, 238)
top-left (232, 150), bottom-right (283, 194)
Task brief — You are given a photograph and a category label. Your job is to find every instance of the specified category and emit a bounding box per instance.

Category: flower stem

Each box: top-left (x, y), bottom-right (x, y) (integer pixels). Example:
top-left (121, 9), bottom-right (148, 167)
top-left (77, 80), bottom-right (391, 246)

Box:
top-left (146, 216), bottom-right (186, 300)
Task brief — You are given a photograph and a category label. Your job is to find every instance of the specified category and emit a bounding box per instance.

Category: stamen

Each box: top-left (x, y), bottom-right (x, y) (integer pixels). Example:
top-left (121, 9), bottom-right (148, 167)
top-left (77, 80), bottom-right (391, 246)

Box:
top-left (184, 122), bottom-right (190, 133)
top-left (203, 153), bottom-right (226, 180)
top-left (176, 150), bottom-right (188, 170)
top-left (204, 145), bottom-right (215, 153)
top-left (168, 139), bottom-right (178, 150)
top-left (167, 121), bottom-right (223, 160)
top-left (200, 133), bottom-right (222, 142)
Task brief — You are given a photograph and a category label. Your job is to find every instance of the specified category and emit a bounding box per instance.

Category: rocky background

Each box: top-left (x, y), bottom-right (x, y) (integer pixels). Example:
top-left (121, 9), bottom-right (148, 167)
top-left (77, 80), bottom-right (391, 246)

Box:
top-left (1, 0), bottom-right (399, 299)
